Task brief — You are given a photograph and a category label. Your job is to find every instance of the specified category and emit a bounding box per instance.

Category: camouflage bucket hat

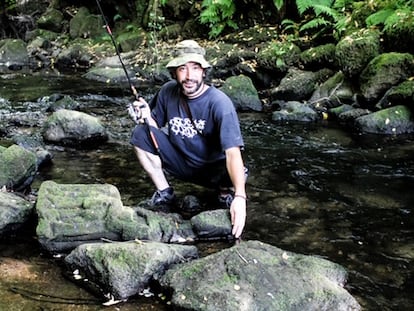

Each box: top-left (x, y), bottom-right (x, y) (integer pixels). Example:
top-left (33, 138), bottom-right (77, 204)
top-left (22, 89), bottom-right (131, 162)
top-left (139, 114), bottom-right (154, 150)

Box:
top-left (166, 40), bottom-right (211, 69)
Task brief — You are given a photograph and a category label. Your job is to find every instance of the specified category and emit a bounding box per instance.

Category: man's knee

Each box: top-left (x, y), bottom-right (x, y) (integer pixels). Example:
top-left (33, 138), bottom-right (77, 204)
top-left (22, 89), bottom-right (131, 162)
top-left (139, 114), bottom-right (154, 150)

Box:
top-left (130, 125), bottom-right (154, 152)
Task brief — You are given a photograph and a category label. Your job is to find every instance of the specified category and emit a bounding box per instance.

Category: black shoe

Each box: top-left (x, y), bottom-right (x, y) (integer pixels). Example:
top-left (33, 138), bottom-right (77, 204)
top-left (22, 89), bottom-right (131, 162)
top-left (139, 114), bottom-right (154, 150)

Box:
top-left (149, 187), bottom-right (176, 206)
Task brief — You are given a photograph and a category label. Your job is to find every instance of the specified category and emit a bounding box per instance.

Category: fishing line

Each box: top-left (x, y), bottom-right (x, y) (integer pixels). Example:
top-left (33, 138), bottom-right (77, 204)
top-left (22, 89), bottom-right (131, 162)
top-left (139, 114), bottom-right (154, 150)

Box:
top-left (95, 0), bottom-right (159, 152)
top-left (95, 0), bottom-right (138, 99)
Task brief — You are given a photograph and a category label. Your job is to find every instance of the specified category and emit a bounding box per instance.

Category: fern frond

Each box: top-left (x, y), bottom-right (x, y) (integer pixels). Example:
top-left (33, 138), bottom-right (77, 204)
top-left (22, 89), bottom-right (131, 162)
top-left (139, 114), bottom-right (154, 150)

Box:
top-left (297, 0), bottom-right (336, 14)
top-left (273, 0), bottom-right (284, 11)
top-left (313, 4), bottom-right (339, 21)
top-left (300, 17), bottom-right (331, 32)
top-left (296, 0), bottom-right (314, 15)
top-left (365, 9), bottom-right (395, 26)
top-left (383, 8), bottom-right (413, 31)
top-left (333, 0), bottom-right (354, 10)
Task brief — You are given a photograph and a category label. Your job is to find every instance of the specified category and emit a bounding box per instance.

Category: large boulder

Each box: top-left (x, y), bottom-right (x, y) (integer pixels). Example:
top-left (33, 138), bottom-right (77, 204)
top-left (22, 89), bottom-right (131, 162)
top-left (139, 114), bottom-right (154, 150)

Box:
top-left (376, 80), bottom-right (414, 110)
top-left (35, 181), bottom-right (125, 252)
top-left (383, 8), bottom-right (414, 54)
top-left (257, 41), bottom-right (301, 74)
top-left (35, 181), bottom-right (195, 253)
top-left (270, 68), bottom-right (333, 102)
top-left (69, 7), bottom-right (105, 39)
top-left (220, 75), bottom-right (262, 111)
top-left (0, 39), bottom-right (29, 70)
top-left (36, 7), bottom-right (65, 33)
top-left (309, 71), bottom-right (356, 112)
top-left (159, 240), bottom-right (361, 311)
top-left (335, 28), bottom-right (381, 78)
top-left (55, 42), bottom-right (95, 69)
top-left (300, 43), bottom-right (337, 71)
top-left (35, 181), bottom-right (231, 253)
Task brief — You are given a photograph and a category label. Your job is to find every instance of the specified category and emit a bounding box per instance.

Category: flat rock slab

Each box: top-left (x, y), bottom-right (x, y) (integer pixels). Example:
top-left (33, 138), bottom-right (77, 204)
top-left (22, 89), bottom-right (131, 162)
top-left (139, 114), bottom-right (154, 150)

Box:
top-left (35, 181), bottom-right (231, 253)
top-left (160, 240), bottom-right (361, 311)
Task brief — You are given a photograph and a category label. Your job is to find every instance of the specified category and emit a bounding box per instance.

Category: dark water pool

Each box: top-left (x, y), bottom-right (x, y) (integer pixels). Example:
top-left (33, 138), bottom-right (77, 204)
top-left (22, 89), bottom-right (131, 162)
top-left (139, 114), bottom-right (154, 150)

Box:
top-left (1, 73), bottom-right (413, 310)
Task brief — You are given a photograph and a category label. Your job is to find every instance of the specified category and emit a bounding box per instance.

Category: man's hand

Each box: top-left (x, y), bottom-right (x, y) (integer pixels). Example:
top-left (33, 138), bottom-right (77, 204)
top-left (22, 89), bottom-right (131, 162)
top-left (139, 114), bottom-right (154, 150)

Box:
top-left (230, 196), bottom-right (246, 239)
top-left (128, 98), bottom-right (151, 124)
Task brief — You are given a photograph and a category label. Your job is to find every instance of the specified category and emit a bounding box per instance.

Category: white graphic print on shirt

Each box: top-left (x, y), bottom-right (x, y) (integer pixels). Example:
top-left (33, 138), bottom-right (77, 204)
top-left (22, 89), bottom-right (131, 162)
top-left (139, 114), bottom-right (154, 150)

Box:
top-left (169, 117), bottom-right (206, 138)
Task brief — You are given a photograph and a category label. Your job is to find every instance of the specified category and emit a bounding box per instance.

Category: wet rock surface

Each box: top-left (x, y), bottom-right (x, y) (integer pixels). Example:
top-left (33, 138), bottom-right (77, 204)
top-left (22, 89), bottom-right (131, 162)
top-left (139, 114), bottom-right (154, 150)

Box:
top-left (160, 240), bottom-right (361, 311)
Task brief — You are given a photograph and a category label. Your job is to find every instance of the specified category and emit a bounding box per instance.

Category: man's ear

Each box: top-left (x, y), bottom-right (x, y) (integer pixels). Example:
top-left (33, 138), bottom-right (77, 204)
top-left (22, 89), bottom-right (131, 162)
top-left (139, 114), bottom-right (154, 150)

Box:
top-left (169, 68), bottom-right (177, 79)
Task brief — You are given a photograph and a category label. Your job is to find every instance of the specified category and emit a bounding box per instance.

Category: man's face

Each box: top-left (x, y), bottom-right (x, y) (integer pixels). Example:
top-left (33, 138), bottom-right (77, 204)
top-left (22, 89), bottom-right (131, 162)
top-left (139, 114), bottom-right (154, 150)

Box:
top-left (176, 62), bottom-right (205, 97)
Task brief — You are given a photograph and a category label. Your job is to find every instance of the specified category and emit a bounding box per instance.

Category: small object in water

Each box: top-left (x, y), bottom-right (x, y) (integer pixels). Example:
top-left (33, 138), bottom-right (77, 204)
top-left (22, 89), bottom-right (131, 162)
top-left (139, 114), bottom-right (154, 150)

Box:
top-left (139, 287), bottom-right (154, 298)
top-left (102, 293), bottom-right (124, 306)
top-left (72, 269), bottom-right (82, 280)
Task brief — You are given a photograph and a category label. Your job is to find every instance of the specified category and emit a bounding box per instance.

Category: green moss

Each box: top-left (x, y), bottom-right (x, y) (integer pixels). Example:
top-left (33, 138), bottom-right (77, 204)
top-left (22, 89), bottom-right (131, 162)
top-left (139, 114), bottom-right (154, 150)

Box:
top-left (374, 105), bottom-right (411, 121)
top-left (181, 262), bottom-right (204, 279)
top-left (391, 80), bottom-right (414, 98)
top-left (257, 41), bottom-right (301, 71)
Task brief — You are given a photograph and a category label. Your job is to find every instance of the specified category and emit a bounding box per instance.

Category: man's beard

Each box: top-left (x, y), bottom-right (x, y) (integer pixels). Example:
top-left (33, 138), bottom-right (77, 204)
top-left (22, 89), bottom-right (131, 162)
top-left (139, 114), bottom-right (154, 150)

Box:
top-left (180, 79), bottom-right (203, 96)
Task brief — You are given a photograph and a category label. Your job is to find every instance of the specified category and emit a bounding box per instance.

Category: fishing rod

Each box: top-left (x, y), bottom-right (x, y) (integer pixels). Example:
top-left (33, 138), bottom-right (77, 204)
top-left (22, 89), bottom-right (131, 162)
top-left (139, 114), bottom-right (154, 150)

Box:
top-left (95, 0), bottom-right (159, 153)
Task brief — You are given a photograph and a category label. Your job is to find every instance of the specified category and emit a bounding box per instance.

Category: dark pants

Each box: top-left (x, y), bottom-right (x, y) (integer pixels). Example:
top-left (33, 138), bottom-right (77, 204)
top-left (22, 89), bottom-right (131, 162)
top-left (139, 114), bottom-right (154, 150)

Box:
top-left (130, 124), bottom-right (232, 189)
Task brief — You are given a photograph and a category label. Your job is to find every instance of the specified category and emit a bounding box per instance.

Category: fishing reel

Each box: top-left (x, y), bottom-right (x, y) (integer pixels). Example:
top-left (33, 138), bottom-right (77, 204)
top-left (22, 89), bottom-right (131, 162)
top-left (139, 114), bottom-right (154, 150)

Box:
top-left (127, 102), bottom-right (149, 124)
top-left (127, 103), bottom-right (141, 124)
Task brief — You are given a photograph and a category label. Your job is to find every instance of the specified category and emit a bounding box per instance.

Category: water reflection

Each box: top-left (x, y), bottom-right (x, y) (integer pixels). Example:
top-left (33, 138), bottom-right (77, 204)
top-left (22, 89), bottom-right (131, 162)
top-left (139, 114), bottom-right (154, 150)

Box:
top-left (1, 74), bottom-right (413, 310)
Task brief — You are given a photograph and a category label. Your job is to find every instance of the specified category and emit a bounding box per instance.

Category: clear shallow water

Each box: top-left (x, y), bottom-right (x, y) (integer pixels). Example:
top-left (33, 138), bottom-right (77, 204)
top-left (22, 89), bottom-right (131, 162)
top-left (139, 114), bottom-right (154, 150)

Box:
top-left (1, 73), bottom-right (413, 310)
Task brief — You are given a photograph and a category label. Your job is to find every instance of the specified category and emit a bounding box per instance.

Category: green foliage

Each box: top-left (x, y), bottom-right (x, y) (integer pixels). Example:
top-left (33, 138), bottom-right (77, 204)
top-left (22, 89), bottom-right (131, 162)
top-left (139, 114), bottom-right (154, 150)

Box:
top-left (281, 19), bottom-right (299, 35)
top-left (2, 0), bottom-right (17, 12)
top-left (366, 8), bottom-right (395, 26)
top-left (258, 40), bottom-right (301, 71)
top-left (296, 0), bottom-right (335, 16)
top-left (293, 0), bottom-right (352, 40)
top-left (199, 0), bottom-right (237, 38)
top-left (273, 0), bottom-right (284, 11)
top-left (366, 0), bottom-right (414, 29)
top-left (383, 7), bottom-right (413, 31)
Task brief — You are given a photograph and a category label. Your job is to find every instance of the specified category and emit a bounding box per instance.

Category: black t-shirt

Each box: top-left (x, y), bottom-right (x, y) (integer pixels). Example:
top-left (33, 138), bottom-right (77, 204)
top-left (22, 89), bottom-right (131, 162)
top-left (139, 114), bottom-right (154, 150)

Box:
top-left (151, 80), bottom-right (244, 168)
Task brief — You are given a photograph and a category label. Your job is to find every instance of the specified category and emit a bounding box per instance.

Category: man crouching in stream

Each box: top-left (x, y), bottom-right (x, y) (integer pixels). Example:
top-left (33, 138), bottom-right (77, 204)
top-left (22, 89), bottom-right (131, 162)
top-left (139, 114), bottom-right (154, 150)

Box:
top-left (129, 40), bottom-right (248, 238)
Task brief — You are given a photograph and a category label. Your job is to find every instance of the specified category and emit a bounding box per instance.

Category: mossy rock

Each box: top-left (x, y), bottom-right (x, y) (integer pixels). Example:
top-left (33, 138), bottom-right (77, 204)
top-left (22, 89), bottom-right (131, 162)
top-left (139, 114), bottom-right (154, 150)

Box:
top-left (300, 43), bottom-right (337, 70)
top-left (335, 28), bottom-right (381, 78)
top-left (359, 52), bottom-right (414, 104)
top-left (257, 40), bottom-right (301, 72)
top-left (0, 144), bottom-right (37, 191)
top-left (355, 105), bottom-right (414, 134)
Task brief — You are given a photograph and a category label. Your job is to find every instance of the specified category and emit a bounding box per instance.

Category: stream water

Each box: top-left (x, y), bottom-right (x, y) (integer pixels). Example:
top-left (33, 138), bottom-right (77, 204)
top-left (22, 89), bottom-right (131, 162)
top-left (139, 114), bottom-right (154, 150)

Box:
top-left (0, 73), bottom-right (413, 311)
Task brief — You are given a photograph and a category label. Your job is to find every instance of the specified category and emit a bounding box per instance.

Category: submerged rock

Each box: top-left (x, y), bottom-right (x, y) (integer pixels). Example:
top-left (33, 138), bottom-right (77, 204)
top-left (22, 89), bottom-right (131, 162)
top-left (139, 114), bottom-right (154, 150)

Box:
top-left (42, 108), bottom-right (108, 147)
top-left (272, 101), bottom-right (319, 123)
top-left (0, 191), bottom-right (33, 235)
top-left (160, 240), bottom-right (361, 311)
top-left (0, 144), bottom-right (37, 191)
